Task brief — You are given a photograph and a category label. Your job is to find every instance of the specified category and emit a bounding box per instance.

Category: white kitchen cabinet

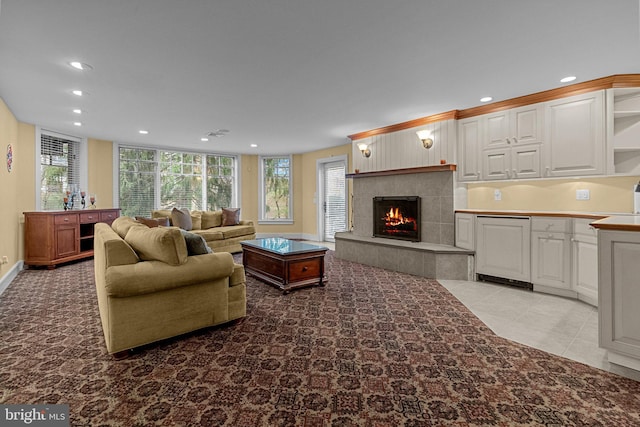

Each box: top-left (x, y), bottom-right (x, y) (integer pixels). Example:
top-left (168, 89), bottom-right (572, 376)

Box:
top-left (482, 144), bottom-right (541, 180)
top-left (457, 117), bottom-right (481, 182)
top-left (571, 218), bottom-right (598, 306)
top-left (598, 229), bottom-right (640, 371)
top-left (455, 213), bottom-right (475, 250)
top-left (475, 216), bottom-right (531, 283)
top-left (608, 88), bottom-right (640, 175)
top-left (531, 217), bottom-right (573, 297)
top-left (483, 104), bottom-right (543, 150)
top-left (544, 90), bottom-right (605, 177)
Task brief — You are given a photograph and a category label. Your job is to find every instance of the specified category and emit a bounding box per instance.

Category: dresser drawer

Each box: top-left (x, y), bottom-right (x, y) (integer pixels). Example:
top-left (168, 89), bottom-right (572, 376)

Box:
top-left (54, 213), bottom-right (78, 225)
top-left (531, 216), bottom-right (571, 233)
top-left (100, 210), bottom-right (118, 223)
top-left (288, 258), bottom-right (322, 282)
top-left (80, 212), bottom-right (100, 223)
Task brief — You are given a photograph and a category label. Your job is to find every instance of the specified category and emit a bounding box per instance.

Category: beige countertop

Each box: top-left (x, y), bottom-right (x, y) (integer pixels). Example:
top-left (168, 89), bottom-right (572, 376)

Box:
top-left (456, 209), bottom-right (640, 232)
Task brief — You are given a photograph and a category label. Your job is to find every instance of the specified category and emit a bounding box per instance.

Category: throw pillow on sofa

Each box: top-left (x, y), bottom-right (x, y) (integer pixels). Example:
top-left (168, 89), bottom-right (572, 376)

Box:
top-left (124, 226), bottom-right (188, 266)
top-left (222, 208), bottom-right (241, 226)
top-left (179, 229), bottom-right (213, 255)
top-left (171, 207), bottom-right (193, 231)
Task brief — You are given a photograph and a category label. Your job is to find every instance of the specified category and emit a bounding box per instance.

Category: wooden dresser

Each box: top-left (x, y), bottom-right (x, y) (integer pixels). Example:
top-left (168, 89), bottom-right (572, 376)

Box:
top-left (23, 208), bottom-right (120, 268)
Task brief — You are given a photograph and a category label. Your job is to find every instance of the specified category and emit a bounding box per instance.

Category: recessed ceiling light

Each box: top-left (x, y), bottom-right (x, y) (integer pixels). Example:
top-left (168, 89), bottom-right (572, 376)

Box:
top-left (139, 130), bottom-right (149, 135)
top-left (73, 109), bottom-right (82, 114)
top-left (250, 144), bottom-right (258, 148)
top-left (560, 75), bottom-right (577, 83)
top-left (72, 90), bottom-right (83, 96)
top-left (73, 122), bottom-right (82, 127)
top-left (201, 137), bottom-right (209, 142)
top-left (69, 61), bottom-right (93, 71)
top-left (480, 96), bottom-right (493, 103)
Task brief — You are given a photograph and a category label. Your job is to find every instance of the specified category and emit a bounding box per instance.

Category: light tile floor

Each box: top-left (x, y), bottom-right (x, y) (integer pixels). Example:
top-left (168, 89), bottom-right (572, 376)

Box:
top-left (439, 279), bottom-right (640, 382)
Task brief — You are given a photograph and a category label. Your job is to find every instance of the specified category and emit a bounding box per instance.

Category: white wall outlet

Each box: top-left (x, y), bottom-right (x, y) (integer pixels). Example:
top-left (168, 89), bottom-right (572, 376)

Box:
top-left (494, 189), bottom-right (502, 201)
top-left (576, 189), bottom-right (590, 200)
top-left (1, 256), bottom-right (8, 265)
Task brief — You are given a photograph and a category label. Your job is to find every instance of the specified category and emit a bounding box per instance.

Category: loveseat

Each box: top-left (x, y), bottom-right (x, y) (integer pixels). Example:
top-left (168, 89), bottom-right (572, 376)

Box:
top-left (151, 208), bottom-right (256, 253)
top-left (93, 216), bottom-right (246, 356)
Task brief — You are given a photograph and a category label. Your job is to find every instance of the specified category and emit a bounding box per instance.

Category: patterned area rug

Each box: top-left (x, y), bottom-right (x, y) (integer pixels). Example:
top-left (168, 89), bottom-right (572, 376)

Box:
top-left (1, 252), bottom-right (639, 426)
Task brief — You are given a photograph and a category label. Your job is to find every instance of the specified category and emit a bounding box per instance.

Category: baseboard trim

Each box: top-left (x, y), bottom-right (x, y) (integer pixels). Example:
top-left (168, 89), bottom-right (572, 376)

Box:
top-left (0, 261), bottom-right (24, 296)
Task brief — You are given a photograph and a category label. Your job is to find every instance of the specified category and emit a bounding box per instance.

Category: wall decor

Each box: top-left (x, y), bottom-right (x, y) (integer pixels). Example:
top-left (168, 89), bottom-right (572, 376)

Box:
top-left (6, 144), bottom-right (13, 172)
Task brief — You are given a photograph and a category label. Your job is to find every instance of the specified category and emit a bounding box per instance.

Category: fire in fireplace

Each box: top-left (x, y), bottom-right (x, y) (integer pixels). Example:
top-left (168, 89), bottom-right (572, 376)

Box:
top-left (373, 196), bottom-right (421, 242)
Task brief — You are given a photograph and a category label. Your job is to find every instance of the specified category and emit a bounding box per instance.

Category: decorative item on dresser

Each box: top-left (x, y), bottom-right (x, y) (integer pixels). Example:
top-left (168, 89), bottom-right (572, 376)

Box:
top-left (23, 208), bottom-right (120, 269)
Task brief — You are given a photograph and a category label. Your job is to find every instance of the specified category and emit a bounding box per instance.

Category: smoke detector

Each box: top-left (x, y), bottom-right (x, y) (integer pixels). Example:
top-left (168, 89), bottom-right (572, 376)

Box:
top-left (206, 129), bottom-right (230, 138)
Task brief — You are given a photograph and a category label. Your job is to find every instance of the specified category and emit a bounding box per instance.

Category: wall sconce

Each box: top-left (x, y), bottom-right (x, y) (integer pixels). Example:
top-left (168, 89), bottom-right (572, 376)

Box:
top-left (416, 130), bottom-right (434, 149)
top-left (357, 143), bottom-right (371, 158)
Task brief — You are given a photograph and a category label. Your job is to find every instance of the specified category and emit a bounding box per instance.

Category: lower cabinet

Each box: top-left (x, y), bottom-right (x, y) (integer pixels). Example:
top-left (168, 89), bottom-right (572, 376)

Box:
top-left (455, 213), bottom-right (475, 250)
top-left (571, 218), bottom-right (599, 306)
top-left (475, 216), bottom-right (531, 283)
top-left (531, 217), bottom-right (573, 297)
top-left (598, 229), bottom-right (640, 370)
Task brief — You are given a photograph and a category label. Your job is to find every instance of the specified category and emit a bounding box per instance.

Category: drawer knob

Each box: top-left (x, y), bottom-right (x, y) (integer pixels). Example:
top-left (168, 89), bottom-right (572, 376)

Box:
top-left (64, 218), bottom-right (69, 222)
top-left (302, 266), bottom-right (308, 272)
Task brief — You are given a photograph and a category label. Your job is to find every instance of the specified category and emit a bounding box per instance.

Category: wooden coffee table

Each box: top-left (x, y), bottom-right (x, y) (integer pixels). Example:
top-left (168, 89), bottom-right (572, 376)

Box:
top-left (240, 238), bottom-right (329, 294)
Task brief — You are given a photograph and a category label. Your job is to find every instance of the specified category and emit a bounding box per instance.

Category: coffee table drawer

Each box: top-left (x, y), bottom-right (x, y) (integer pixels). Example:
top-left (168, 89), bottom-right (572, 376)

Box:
top-left (288, 258), bottom-right (322, 282)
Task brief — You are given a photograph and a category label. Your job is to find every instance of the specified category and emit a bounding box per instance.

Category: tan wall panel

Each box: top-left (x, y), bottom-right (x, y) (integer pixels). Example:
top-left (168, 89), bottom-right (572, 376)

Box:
top-left (467, 176), bottom-right (640, 213)
top-left (87, 138), bottom-right (114, 208)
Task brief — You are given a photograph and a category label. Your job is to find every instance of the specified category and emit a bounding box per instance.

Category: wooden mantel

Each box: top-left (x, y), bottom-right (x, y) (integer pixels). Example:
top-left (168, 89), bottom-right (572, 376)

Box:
top-left (346, 164), bottom-right (456, 179)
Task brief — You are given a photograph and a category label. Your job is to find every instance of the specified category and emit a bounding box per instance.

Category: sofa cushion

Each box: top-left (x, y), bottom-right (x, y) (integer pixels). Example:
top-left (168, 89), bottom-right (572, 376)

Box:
top-left (201, 210), bottom-right (223, 229)
top-left (191, 229), bottom-right (224, 241)
top-left (218, 224), bottom-right (256, 239)
top-left (180, 229), bottom-right (213, 255)
top-left (190, 211), bottom-right (202, 230)
top-left (112, 216), bottom-right (146, 239)
top-left (135, 216), bottom-right (170, 227)
top-left (171, 208), bottom-right (193, 231)
top-left (152, 209), bottom-right (173, 224)
top-left (222, 208), bottom-right (241, 226)
top-left (124, 226), bottom-right (188, 266)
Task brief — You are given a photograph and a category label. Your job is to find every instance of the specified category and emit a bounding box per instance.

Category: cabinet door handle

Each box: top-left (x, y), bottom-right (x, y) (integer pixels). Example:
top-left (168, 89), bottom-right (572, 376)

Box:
top-left (506, 138), bottom-right (511, 144)
top-left (64, 218), bottom-right (69, 222)
top-left (512, 169), bottom-right (517, 177)
top-left (505, 169), bottom-right (510, 178)
top-left (88, 216), bottom-right (94, 220)
top-left (545, 167), bottom-right (550, 177)
top-left (512, 136), bottom-right (517, 143)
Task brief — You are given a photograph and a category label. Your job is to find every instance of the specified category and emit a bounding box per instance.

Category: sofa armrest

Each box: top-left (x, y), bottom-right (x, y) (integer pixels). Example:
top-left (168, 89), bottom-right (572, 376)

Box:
top-left (104, 239), bottom-right (140, 267)
top-left (239, 220), bottom-right (253, 226)
top-left (230, 263), bottom-right (246, 287)
top-left (104, 252), bottom-right (235, 297)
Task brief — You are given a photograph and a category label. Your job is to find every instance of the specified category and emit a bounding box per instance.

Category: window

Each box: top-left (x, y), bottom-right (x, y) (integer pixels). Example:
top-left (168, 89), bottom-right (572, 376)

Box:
top-left (260, 156), bottom-right (292, 223)
top-left (38, 130), bottom-right (85, 210)
top-left (119, 147), bottom-right (157, 217)
top-left (206, 155), bottom-right (235, 210)
top-left (160, 152), bottom-right (203, 211)
top-left (118, 146), bottom-right (238, 217)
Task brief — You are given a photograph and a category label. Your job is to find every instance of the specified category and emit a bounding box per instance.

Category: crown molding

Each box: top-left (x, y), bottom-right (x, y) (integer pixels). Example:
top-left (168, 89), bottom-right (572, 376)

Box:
top-left (348, 74), bottom-right (640, 141)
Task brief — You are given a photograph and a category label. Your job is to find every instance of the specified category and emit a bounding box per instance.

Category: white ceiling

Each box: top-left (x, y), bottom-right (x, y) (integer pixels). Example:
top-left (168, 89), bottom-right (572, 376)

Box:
top-left (0, 0), bottom-right (639, 155)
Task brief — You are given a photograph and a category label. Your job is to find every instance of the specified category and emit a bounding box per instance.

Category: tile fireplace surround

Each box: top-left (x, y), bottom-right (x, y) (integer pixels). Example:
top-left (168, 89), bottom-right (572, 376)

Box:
top-left (335, 168), bottom-right (473, 280)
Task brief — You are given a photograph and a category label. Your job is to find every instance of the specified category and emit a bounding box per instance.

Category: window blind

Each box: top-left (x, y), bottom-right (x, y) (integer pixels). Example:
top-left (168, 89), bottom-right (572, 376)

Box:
top-left (40, 132), bottom-right (81, 210)
top-left (323, 162), bottom-right (347, 240)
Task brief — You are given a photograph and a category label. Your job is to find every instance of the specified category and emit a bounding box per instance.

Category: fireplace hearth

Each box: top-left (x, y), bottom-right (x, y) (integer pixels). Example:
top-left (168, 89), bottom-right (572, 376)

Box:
top-left (373, 196), bottom-right (420, 242)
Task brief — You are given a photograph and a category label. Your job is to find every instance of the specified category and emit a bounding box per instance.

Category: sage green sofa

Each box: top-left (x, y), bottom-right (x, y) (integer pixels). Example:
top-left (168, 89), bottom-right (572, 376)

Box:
top-left (93, 216), bottom-right (246, 356)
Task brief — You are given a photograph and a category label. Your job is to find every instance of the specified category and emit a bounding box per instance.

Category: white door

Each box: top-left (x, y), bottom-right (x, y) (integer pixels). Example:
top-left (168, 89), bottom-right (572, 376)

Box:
top-left (319, 159), bottom-right (347, 242)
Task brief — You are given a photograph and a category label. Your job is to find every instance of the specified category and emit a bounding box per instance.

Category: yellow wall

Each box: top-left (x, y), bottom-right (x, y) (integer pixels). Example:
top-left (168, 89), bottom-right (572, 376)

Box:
top-left (299, 144), bottom-right (352, 237)
top-left (467, 175), bottom-right (640, 213)
top-left (87, 138), bottom-right (114, 207)
top-left (0, 99), bottom-right (35, 275)
top-left (240, 145), bottom-right (351, 238)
